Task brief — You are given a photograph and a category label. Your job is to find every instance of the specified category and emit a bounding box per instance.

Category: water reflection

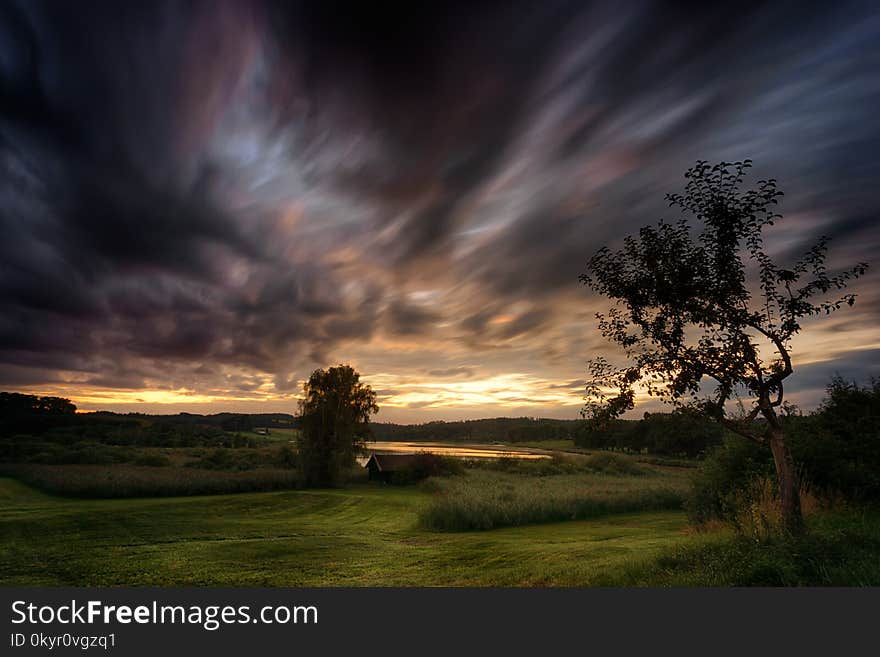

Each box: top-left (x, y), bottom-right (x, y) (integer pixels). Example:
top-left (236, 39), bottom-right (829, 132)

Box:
top-left (356, 441), bottom-right (551, 465)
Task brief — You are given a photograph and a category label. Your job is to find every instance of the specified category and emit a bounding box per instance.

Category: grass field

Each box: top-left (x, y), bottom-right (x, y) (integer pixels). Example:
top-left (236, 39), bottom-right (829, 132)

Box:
top-left (0, 475), bottom-right (697, 586)
top-left (3, 436), bottom-right (878, 587)
top-left (238, 427), bottom-right (300, 442)
top-left (3, 472), bottom-right (878, 586)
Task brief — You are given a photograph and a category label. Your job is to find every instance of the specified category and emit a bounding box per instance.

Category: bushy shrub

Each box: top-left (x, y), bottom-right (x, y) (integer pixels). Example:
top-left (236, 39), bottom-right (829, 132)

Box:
top-left (387, 453), bottom-right (463, 485)
top-left (185, 445), bottom-right (306, 472)
top-left (274, 445), bottom-right (298, 469)
top-left (685, 436), bottom-right (774, 525)
top-left (787, 378), bottom-right (880, 502)
top-left (583, 452), bottom-right (645, 476)
top-left (686, 378), bottom-right (880, 527)
top-left (189, 447), bottom-right (268, 471)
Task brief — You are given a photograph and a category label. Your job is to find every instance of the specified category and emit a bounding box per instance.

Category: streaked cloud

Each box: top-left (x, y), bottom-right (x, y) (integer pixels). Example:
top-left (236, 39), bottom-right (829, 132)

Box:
top-left (1, 1), bottom-right (879, 421)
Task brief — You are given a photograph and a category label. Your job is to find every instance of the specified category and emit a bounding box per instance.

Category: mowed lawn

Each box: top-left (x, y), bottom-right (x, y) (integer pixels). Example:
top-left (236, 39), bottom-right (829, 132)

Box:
top-left (0, 477), bottom-right (693, 586)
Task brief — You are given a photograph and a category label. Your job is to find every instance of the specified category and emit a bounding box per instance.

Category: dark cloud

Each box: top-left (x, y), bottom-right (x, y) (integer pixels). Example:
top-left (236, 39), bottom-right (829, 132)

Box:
top-left (265, 1), bottom-right (582, 264)
top-left (1, 0), bottom-right (878, 416)
top-left (386, 299), bottom-right (439, 336)
top-left (459, 308), bottom-right (498, 337)
top-left (788, 350), bottom-right (880, 393)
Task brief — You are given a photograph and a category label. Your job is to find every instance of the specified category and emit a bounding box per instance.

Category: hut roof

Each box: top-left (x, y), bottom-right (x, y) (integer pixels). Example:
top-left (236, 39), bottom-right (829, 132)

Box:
top-left (364, 453), bottom-right (423, 471)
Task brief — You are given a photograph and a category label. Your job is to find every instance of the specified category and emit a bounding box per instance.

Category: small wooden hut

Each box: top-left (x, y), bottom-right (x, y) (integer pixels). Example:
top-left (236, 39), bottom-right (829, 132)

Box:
top-left (363, 453), bottom-right (421, 483)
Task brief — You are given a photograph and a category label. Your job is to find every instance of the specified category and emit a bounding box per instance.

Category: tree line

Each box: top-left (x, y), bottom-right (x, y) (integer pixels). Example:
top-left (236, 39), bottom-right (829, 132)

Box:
top-left (370, 417), bottom-right (577, 443)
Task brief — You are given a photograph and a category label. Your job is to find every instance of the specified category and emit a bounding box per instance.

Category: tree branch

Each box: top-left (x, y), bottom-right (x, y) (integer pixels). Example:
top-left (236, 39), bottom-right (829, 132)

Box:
top-left (719, 417), bottom-right (765, 444)
top-left (748, 322), bottom-right (793, 380)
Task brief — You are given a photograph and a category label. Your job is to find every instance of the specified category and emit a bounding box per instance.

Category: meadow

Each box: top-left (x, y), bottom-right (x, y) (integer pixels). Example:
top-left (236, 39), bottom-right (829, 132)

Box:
top-left (2, 463), bottom-right (878, 586)
top-left (0, 474), bottom-right (695, 586)
top-left (2, 383), bottom-right (878, 587)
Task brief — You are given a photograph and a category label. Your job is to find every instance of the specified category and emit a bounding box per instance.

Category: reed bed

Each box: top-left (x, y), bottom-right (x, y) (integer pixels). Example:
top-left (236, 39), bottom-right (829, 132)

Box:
top-left (0, 464), bottom-right (301, 498)
top-left (420, 469), bottom-right (687, 531)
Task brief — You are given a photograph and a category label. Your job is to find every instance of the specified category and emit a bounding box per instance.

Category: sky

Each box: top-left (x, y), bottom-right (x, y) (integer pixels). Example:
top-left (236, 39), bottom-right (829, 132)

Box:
top-left (1, 0), bottom-right (878, 422)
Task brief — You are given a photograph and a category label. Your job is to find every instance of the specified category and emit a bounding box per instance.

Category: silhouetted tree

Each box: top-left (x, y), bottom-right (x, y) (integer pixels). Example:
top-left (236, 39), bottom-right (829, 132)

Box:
top-left (297, 365), bottom-right (379, 487)
top-left (580, 160), bottom-right (867, 532)
top-left (0, 392), bottom-right (76, 436)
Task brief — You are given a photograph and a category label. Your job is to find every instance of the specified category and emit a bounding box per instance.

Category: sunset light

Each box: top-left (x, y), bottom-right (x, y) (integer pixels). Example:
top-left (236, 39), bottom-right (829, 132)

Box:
top-left (3, 0), bottom-right (880, 613)
top-left (0, 2), bottom-right (875, 424)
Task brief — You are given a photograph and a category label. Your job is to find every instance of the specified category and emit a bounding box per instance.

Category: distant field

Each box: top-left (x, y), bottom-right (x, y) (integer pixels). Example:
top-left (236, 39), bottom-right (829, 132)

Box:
top-left (1, 464), bottom-right (301, 498)
top-left (237, 427), bottom-right (300, 442)
top-left (513, 439), bottom-right (580, 451)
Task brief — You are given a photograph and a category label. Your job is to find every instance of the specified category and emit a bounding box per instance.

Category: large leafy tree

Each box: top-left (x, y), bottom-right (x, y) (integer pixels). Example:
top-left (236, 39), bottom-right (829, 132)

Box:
top-left (580, 160), bottom-right (867, 531)
top-left (297, 365), bottom-right (379, 487)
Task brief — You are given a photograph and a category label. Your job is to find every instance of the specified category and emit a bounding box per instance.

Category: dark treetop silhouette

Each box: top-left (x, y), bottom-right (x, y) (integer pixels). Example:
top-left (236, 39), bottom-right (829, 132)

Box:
top-left (580, 160), bottom-right (868, 531)
top-left (297, 364), bottom-right (379, 487)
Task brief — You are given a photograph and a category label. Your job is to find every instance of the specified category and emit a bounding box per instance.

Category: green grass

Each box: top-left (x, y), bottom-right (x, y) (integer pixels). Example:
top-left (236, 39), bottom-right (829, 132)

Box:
top-left (0, 476), bottom-right (694, 586)
top-left (420, 468), bottom-right (688, 531)
top-left (594, 510), bottom-right (880, 586)
top-left (3, 468), bottom-right (877, 586)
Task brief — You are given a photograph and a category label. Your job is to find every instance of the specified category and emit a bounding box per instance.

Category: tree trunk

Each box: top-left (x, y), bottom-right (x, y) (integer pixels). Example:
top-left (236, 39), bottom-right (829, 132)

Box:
top-left (767, 427), bottom-right (804, 533)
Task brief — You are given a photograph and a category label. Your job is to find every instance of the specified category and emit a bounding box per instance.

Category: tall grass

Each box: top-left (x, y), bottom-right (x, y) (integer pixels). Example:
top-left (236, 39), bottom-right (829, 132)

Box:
top-left (419, 469), bottom-right (687, 531)
top-left (0, 464), bottom-right (301, 498)
top-left (722, 475), bottom-right (833, 540)
top-left (594, 511), bottom-right (880, 586)
top-left (463, 452), bottom-right (647, 476)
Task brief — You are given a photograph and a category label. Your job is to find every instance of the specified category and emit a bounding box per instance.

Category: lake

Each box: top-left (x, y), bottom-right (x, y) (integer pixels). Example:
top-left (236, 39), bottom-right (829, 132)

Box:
top-left (357, 441), bottom-right (552, 464)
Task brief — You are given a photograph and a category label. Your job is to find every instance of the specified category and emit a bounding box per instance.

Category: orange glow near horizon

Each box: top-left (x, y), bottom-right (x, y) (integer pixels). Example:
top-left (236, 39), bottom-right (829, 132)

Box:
top-left (11, 334), bottom-right (878, 421)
